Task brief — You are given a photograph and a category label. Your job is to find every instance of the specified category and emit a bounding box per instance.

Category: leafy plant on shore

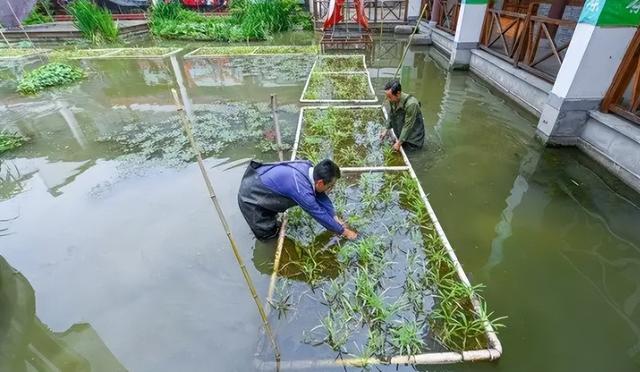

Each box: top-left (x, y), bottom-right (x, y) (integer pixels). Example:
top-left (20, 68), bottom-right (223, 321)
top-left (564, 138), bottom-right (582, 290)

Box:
top-left (17, 62), bottom-right (85, 95)
top-left (68, 0), bottom-right (119, 43)
top-left (150, 0), bottom-right (311, 41)
top-left (23, 0), bottom-right (54, 25)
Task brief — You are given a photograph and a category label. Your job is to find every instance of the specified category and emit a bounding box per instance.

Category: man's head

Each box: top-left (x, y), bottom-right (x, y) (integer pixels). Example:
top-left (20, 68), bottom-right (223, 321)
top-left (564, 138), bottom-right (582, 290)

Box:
top-left (313, 159), bottom-right (341, 193)
top-left (384, 80), bottom-right (402, 103)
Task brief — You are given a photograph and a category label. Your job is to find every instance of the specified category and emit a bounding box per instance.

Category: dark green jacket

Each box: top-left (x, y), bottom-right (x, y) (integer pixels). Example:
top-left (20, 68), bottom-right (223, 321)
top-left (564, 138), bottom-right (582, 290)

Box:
top-left (386, 92), bottom-right (425, 148)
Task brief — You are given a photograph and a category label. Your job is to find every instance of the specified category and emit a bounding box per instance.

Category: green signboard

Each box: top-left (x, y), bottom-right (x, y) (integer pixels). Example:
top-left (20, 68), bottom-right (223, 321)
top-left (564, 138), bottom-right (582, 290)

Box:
top-left (462, 0), bottom-right (488, 4)
top-left (580, 0), bottom-right (640, 27)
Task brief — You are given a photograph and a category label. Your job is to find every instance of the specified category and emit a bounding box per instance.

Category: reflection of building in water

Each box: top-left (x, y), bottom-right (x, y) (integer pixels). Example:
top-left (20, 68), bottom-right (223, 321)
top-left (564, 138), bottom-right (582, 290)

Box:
top-left (0, 255), bottom-right (126, 371)
top-left (184, 58), bottom-right (244, 87)
top-left (138, 60), bottom-right (173, 86)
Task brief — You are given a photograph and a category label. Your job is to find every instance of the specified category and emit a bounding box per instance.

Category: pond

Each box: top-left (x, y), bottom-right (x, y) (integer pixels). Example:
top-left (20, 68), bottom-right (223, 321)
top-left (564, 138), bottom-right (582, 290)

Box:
top-left (1, 37), bottom-right (639, 372)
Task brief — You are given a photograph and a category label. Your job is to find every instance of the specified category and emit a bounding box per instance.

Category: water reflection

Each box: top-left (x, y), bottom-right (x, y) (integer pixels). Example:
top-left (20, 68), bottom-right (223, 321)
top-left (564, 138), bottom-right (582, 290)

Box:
top-left (0, 255), bottom-right (126, 372)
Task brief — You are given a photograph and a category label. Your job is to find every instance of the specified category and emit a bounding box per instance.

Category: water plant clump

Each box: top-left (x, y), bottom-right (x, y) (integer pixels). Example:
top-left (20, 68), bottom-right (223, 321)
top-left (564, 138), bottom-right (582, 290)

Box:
top-left (97, 102), bottom-right (298, 167)
top-left (110, 48), bottom-right (179, 58)
top-left (253, 45), bottom-right (319, 55)
top-left (68, 0), bottom-right (119, 44)
top-left (315, 55), bottom-right (366, 72)
top-left (17, 62), bottom-right (85, 95)
top-left (0, 132), bottom-right (28, 155)
top-left (189, 46), bottom-right (258, 56)
top-left (303, 72), bottom-right (374, 101)
top-left (48, 48), bottom-right (118, 60)
top-left (297, 107), bottom-right (403, 167)
top-left (264, 171), bottom-right (505, 364)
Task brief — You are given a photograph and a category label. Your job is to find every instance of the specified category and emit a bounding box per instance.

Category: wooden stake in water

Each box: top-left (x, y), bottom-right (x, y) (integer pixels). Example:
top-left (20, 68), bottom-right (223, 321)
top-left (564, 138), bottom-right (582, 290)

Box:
top-left (270, 94), bottom-right (284, 162)
top-left (170, 89), bottom-right (281, 363)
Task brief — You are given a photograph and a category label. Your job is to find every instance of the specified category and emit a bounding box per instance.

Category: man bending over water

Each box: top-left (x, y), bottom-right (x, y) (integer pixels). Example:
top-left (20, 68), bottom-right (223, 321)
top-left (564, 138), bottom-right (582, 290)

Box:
top-left (238, 159), bottom-right (358, 241)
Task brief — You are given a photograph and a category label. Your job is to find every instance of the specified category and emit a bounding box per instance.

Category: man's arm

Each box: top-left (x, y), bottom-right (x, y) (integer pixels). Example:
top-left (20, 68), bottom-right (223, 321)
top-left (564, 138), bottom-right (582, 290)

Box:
top-left (398, 100), bottom-right (418, 143)
top-left (293, 191), bottom-right (344, 235)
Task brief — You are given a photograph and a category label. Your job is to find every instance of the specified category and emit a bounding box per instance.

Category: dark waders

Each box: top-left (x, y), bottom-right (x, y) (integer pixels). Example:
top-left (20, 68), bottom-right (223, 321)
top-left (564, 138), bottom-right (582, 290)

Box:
top-left (389, 94), bottom-right (425, 150)
top-left (237, 160), bottom-right (298, 240)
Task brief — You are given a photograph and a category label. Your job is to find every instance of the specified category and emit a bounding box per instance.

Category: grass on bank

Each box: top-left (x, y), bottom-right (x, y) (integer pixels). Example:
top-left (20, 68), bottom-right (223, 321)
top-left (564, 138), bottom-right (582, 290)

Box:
top-left (149, 0), bottom-right (313, 42)
top-left (68, 0), bottom-right (119, 43)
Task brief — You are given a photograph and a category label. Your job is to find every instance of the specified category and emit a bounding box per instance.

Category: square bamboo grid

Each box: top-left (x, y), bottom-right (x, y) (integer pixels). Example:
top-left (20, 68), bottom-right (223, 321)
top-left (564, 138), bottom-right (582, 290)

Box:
top-left (300, 55), bottom-right (378, 104)
top-left (0, 49), bottom-right (48, 60)
top-left (104, 47), bottom-right (182, 59)
top-left (183, 45), bottom-right (319, 58)
top-left (46, 48), bottom-right (123, 60)
top-left (257, 105), bottom-right (503, 369)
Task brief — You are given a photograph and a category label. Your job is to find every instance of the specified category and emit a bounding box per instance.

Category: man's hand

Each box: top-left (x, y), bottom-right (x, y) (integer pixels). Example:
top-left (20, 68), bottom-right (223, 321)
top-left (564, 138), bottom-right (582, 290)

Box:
top-left (379, 129), bottom-right (388, 141)
top-left (392, 140), bottom-right (402, 152)
top-left (334, 216), bottom-right (347, 227)
top-left (342, 228), bottom-right (358, 240)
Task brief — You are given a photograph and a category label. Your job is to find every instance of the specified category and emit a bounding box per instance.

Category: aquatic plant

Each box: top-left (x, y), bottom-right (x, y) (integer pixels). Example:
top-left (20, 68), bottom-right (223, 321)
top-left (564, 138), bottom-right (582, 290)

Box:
top-left (68, 0), bottom-right (119, 44)
top-left (303, 73), bottom-right (374, 101)
top-left (0, 132), bottom-right (27, 155)
top-left (316, 55), bottom-right (366, 72)
top-left (390, 321), bottom-right (425, 356)
top-left (48, 48), bottom-right (116, 59)
top-left (307, 311), bottom-right (353, 353)
top-left (268, 278), bottom-right (294, 319)
top-left (17, 62), bottom-right (85, 95)
top-left (110, 48), bottom-right (178, 57)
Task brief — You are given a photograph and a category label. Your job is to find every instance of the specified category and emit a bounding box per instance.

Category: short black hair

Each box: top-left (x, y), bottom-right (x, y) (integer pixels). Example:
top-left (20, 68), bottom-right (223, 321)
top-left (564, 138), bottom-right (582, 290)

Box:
top-left (384, 79), bottom-right (401, 95)
top-left (313, 159), bottom-right (341, 184)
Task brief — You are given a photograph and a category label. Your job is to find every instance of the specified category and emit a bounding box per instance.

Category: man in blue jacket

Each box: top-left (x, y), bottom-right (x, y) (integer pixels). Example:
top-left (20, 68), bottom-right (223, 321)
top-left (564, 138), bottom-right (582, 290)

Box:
top-left (237, 159), bottom-right (358, 241)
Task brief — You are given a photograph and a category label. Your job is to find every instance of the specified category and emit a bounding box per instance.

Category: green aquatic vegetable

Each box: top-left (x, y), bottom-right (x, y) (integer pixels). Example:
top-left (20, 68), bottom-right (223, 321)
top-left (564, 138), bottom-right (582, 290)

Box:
top-left (17, 63), bottom-right (85, 95)
top-left (0, 132), bottom-right (27, 155)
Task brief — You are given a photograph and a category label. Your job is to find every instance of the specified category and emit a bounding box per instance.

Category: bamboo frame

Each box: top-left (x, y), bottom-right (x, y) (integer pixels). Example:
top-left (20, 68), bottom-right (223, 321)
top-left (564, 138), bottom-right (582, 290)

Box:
top-left (104, 48), bottom-right (183, 59)
top-left (0, 49), bottom-right (48, 60)
top-left (261, 104), bottom-right (503, 366)
top-left (46, 48), bottom-right (123, 60)
top-left (183, 46), bottom-right (319, 58)
top-left (299, 55), bottom-right (378, 104)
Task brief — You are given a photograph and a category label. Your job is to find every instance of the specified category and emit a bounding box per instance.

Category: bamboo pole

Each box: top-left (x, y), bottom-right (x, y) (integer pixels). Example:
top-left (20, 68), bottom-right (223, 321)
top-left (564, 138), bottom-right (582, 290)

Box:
top-left (170, 89), bottom-right (281, 364)
top-left (394, 2), bottom-right (430, 78)
top-left (270, 94), bottom-right (284, 162)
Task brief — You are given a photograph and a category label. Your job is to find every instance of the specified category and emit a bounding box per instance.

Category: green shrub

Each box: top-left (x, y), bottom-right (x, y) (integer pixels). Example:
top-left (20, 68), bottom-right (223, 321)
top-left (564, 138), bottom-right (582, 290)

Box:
top-left (23, 0), bottom-right (54, 25)
top-left (68, 0), bottom-right (119, 43)
top-left (17, 63), bottom-right (85, 95)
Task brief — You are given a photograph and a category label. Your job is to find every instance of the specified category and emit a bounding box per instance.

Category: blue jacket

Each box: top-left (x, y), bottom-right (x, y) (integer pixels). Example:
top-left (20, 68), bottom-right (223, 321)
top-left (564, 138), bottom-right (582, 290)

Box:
top-left (257, 161), bottom-right (344, 235)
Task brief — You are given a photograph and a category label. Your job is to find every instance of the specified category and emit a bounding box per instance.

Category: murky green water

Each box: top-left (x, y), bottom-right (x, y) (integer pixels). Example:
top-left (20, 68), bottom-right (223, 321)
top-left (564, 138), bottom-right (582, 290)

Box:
top-left (1, 36), bottom-right (639, 372)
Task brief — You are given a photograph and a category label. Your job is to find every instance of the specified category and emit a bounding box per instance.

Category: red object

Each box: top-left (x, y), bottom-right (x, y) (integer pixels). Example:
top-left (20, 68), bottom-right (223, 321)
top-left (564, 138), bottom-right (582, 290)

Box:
top-left (182, 0), bottom-right (206, 6)
top-left (323, 0), bottom-right (368, 30)
top-left (353, 0), bottom-right (368, 29)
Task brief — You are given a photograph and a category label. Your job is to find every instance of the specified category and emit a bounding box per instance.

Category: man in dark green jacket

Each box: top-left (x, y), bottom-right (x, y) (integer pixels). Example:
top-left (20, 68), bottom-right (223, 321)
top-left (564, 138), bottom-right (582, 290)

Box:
top-left (379, 80), bottom-right (425, 151)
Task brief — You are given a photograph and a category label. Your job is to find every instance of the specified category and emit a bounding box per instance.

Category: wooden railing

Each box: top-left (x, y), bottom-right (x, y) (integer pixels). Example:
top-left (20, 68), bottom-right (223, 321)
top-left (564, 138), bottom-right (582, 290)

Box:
top-left (313, 0), bottom-right (409, 28)
top-left (480, 4), bottom-right (536, 62)
top-left (480, 2), bottom-right (577, 82)
top-left (436, 0), bottom-right (460, 35)
top-left (601, 28), bottom-right (640, 125)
